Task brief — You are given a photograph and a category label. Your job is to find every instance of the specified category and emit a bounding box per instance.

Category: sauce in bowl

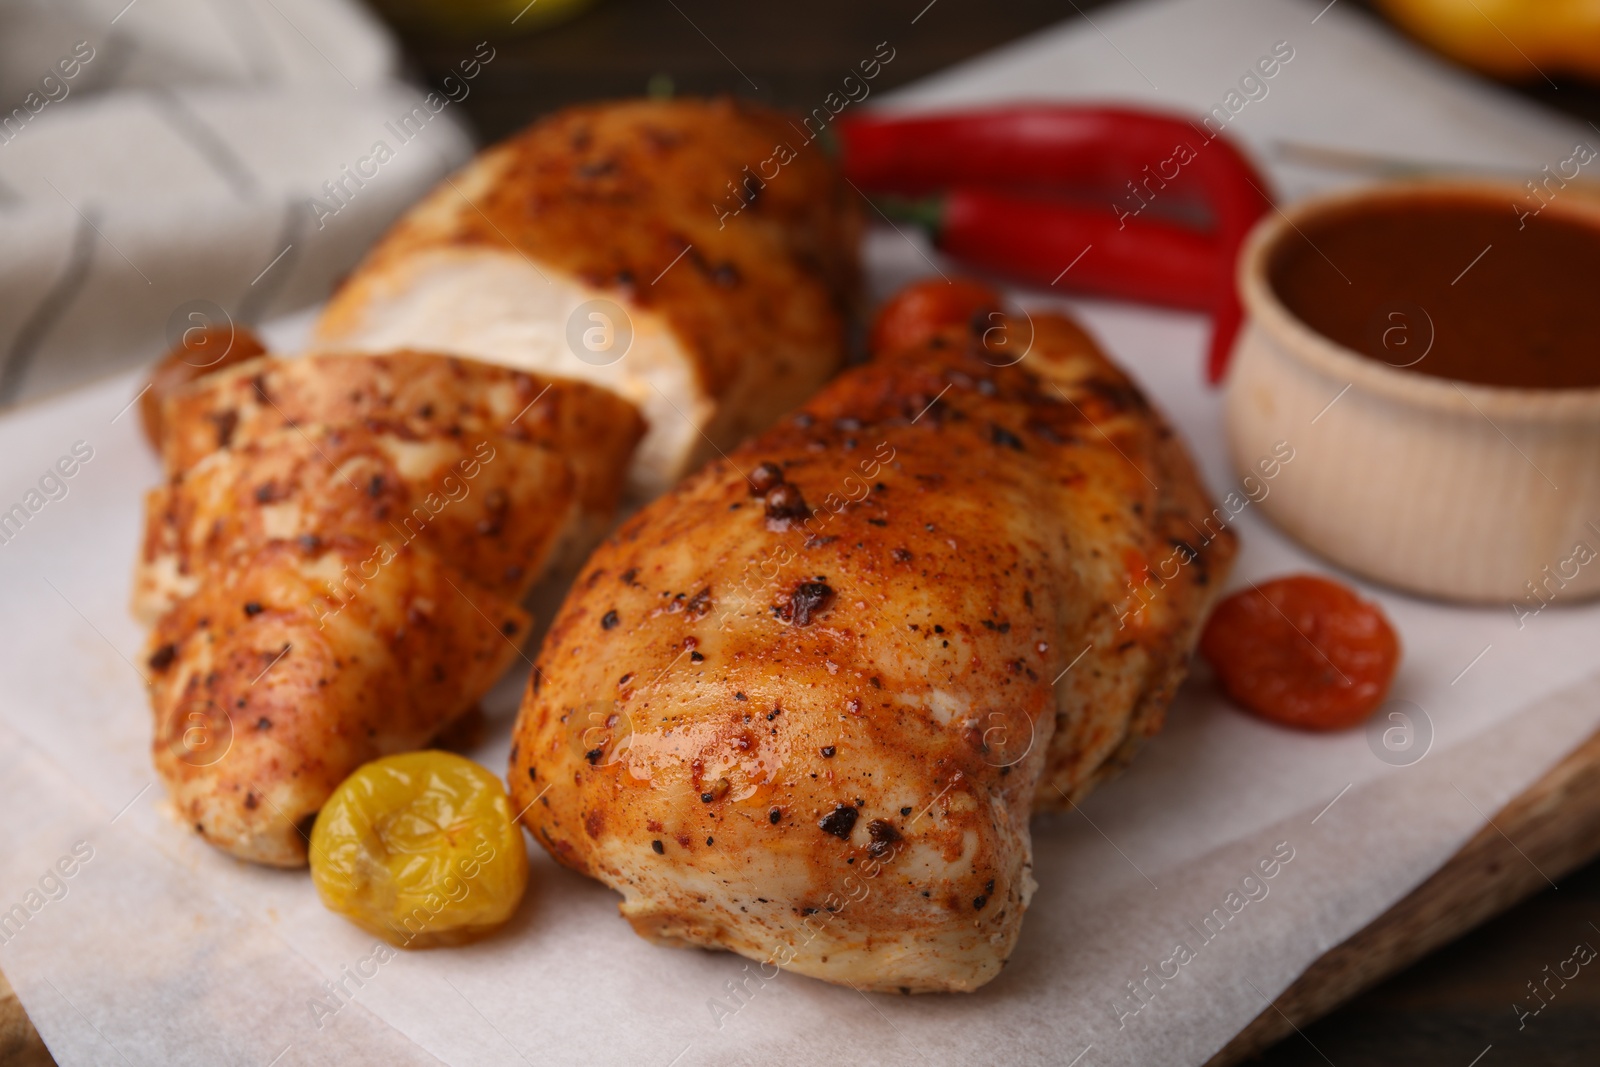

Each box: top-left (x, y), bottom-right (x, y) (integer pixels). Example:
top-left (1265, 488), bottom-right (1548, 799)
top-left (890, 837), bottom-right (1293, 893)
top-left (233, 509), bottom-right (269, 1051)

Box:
top-left (1267, 193), bottom-right (1600, 390)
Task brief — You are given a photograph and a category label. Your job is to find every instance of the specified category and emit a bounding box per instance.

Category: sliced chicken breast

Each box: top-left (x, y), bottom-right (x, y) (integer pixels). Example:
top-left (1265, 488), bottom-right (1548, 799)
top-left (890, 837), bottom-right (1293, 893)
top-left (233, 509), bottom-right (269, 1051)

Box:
top-left (313, 98), bottom-right (860, 499)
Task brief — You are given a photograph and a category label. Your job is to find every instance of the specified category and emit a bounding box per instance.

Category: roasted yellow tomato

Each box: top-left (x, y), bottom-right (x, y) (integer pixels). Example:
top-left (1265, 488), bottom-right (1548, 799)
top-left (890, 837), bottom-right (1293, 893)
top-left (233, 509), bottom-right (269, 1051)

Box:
top-left (1377, 0), bottom-right (1600, 82)
top-left (310, 751), bottom-right (528, 948)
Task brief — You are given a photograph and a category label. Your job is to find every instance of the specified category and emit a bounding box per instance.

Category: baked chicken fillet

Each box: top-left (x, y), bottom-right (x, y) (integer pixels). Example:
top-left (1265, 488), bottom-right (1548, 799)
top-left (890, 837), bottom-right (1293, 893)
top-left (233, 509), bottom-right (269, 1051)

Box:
top-left (508, 309), bottom-right (1235, 992)
top-left (313, 98), bottom-right (860, 499)
top-left (137, 351), bottom-right (642, 866)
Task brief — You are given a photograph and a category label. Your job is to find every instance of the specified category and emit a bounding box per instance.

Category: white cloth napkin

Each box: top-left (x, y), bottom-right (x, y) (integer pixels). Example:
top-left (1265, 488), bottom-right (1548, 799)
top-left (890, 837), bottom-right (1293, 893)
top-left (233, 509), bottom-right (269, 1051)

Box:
top-left (0, 0), bottom-right (475, 408)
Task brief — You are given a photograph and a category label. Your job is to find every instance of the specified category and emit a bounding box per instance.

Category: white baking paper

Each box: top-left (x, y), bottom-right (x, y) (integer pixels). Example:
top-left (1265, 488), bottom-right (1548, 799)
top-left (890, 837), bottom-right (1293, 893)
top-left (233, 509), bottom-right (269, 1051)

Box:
top-left (3, 0), bottom-right (1599, 1064)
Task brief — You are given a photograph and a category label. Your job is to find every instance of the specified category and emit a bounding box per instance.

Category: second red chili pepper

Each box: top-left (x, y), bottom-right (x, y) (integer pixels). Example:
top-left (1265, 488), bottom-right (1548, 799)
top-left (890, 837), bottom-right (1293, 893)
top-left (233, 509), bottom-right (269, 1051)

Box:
top-left (839, 105), bottom-right (1274, 383)
top-left (885, 189), bottom-right (1219, 312)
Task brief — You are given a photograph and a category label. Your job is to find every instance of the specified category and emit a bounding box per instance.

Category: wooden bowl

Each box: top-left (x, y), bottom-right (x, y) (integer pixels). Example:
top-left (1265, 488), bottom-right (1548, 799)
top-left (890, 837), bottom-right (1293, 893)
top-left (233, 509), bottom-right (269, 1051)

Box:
top-left (1223, 180), bottom-right (1600, 606)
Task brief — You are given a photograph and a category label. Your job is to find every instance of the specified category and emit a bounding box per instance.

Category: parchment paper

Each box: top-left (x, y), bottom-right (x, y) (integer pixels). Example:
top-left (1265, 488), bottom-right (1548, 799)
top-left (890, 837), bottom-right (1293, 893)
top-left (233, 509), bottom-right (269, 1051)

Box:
top-left (3, 1), bottom-right (1599, 1064)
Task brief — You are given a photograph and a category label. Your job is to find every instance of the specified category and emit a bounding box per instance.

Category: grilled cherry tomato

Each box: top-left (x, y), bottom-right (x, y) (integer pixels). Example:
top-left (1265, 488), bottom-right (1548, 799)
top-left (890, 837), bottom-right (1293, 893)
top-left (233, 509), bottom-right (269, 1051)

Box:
top-left (869, 277), bottom-right (1005, 355)
top-left (1199, 574), bottom-right (1401, 730)
top-left (310, 751), bottom-right (528, 948)
top-left (140, 323), bottom-right (265, 450)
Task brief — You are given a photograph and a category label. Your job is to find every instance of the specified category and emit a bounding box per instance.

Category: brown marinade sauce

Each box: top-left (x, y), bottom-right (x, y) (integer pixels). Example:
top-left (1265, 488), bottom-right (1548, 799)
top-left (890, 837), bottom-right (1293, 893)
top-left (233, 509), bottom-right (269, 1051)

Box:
top-left (1268, 194), bottom-right (1600, 389)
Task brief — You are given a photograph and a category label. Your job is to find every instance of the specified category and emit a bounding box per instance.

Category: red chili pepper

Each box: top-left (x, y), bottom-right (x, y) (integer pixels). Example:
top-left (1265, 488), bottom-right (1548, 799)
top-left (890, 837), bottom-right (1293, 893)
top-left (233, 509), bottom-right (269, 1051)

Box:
top-left (930, 189), bottom-right (1218, 311)
top-left (839, 105), bottom-right (1273, 383)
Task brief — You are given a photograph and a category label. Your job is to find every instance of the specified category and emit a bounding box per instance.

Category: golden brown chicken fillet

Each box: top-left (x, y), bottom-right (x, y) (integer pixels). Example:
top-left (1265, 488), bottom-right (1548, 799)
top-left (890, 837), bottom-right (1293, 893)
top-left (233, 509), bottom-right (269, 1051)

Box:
top-left (313, 98), bottom-right (861, 499)
top-left (508, 307), bottom-right (1235, 991)
top-left (138, 351), bottom-right (643, 866)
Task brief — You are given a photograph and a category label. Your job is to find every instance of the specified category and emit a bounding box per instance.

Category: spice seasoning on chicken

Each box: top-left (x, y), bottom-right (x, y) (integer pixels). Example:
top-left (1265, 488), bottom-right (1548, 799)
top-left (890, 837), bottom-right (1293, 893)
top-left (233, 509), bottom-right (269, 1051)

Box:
top-left (748, 461), bottom-right (784, 495)
top-left (866, 819), bottom-right (901, 859)
top-left (783, 581), bottom-right (835, 626)
top-left (764, 482), bottom-right (810, 530)
top-left (819, 804), bottom-right (858, 839)
top-left (990, 424), bottom-right (1024, 451)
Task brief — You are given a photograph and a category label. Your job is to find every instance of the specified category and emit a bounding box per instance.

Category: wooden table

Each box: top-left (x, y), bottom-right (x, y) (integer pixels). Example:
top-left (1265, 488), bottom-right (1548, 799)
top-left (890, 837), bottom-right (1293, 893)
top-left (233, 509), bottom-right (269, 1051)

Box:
top-left (8, 1), bottom-right (1600, 1061)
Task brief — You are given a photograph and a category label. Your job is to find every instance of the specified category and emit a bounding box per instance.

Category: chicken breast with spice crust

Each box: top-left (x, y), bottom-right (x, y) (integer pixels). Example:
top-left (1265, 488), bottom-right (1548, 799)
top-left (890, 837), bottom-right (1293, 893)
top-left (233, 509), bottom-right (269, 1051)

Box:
top-left (139, 350), bottom-right (642, 866)
top-left (508, 306), bottom-right (1234, 991)
top-left (313, 98), bottom-right (860, 499)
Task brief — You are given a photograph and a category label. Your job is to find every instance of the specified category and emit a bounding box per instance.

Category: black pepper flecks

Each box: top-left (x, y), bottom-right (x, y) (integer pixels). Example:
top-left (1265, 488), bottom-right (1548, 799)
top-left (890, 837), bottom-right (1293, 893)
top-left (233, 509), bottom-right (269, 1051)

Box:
top-left (990, 424), bottom-right (1024, 451)
top-left (784, 582), bottom-right (835, 626)
top-left (651, 839), bottom-right (664, 854)
top-left (600, 610), bottom-right (619, 630)
top-left (148, 643), bottom-right (177, 671)
top-left (866, 819), bottom-right (902, 860)
top-left (243, 602), bottom-right (263, 617)
top-left (818, 804), bottom-right (858, 840)
top-left (763, 483), bottom-right (810, 530)
top-left (820, 745), bottom-right (836, 758)
top-left (770, 807), bottom-right (782, 824)
top-left (749, 461), bottom-right (784, 495)
top-left (210, 409), bottom-right (238, 450)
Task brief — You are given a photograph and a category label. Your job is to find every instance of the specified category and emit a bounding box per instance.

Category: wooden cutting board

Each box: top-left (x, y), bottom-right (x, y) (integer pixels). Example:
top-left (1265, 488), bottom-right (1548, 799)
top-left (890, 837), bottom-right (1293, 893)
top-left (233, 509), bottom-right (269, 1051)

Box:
top-left (1208, 726), bottom-right (1600, 1064)
top-left (6, 729), bottom-right (1599, 1066)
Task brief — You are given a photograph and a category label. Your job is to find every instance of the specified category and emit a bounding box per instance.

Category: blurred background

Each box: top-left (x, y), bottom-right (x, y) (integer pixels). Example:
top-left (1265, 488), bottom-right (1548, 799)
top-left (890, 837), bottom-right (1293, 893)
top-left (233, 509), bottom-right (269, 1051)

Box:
top-left (386, 0), bottom-right (1600, 137)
